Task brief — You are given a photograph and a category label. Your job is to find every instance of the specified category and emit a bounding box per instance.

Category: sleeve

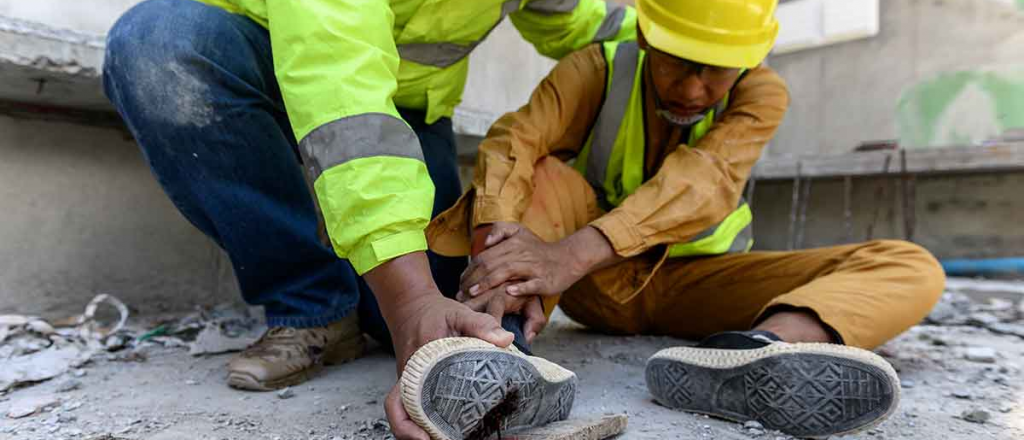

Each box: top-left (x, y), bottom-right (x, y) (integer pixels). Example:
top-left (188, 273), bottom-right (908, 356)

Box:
top-left (471, 45), bottom-right (608, 227)
top-left (590, 67), bottom-right (791, 257)
top-left (266, 0), bottom-right (434, 275)
top-left (509, 0), bottom-right (637, 60)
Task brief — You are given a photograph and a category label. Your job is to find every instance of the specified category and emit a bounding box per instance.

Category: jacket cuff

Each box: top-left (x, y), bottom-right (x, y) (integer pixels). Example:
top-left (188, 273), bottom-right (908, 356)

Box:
top-left (590, 210), bottom-right (647, 257)
top-left (471, 195), bottom-right (522, 228)
top-left (349, 230), bottom-right (429, 275)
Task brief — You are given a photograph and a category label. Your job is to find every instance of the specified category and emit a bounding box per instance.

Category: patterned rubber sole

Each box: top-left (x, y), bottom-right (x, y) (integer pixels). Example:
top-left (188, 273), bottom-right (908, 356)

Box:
top-left (402, 338), bottom-right (577, 440)
top-left (646, 344), bottom-right (899, 439)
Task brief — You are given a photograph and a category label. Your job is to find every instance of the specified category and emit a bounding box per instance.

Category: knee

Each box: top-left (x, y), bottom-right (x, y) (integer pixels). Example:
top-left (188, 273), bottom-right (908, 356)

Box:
top-left (104, 0), bottom-right (220, 128)
top-left (105, 0), bottom-right (190, 80)
top-left (870, 240), bottom-right (946, 308)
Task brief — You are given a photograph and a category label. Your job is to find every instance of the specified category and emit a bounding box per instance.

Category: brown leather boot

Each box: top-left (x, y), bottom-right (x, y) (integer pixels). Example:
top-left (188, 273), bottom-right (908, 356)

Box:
top-left (227, 313), bottom-right (365, 391)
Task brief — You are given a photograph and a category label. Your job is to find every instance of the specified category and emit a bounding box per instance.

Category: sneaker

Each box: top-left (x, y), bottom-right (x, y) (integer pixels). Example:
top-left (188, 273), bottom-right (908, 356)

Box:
top-left (645, 331), bottom-right (900, 438)
top-left (227, 313), bottom-right (365, 391)
top-left (401, 337), bottom-right (577, 440)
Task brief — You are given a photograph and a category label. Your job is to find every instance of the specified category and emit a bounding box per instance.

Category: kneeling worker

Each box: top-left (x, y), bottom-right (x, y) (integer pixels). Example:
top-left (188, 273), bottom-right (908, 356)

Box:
top-left (398, 0), bottom-right (945, 438)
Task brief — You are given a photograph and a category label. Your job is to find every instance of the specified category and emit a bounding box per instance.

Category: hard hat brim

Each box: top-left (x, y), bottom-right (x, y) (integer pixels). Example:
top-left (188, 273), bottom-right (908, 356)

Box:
top-left (638, 7), bottom-right (779, 69)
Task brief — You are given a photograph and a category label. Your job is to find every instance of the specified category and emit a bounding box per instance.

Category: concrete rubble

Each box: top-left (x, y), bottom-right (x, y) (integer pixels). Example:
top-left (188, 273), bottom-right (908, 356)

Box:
top-left (0, 277), bottom-right (1021, 439)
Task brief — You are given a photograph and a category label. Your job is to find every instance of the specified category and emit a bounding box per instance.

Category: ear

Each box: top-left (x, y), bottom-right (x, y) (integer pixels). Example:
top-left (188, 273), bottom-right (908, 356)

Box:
top-left (637, 28), bottom-right (649, 50)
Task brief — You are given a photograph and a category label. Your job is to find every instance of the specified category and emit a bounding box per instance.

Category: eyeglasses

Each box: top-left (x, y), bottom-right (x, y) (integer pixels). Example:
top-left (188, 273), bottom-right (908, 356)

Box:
top-left (646, 46), bottom-right (741, 85)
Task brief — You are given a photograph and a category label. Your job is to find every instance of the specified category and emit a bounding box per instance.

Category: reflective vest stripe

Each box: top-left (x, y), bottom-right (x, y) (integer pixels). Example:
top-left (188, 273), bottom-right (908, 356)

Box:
top-left (576, 40), bottom-right (754, 257)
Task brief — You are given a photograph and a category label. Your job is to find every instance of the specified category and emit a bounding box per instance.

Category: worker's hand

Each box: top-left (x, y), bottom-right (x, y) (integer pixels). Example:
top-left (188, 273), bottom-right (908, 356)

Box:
top-left (364, 252), bottom-right (515, 440)
top-left (461, 222), bottom-right (586, 298)
top-left (458, 285), bottom-right (548, 343)
top-left (382, 293), bottom-right (515, 440)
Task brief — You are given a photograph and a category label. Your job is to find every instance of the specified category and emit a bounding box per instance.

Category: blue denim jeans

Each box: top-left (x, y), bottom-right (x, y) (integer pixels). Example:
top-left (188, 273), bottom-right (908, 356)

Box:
top-left (102, 0), bottom-right (530, 352)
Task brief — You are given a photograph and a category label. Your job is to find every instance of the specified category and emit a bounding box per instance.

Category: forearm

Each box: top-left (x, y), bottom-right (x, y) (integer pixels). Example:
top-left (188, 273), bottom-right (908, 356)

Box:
top-left (560, 226), bottom-right (623, 277)
top-left (363, 251), bottom-right (440, 326)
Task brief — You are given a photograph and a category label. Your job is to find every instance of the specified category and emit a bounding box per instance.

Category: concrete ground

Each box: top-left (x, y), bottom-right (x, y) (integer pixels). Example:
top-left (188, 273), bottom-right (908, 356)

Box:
top-left (2, 289), bottom-right (1023, 440)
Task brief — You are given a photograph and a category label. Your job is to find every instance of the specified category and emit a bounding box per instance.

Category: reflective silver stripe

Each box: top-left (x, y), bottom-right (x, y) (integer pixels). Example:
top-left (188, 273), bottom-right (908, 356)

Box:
top-left (585, 41), bottom-right (639, 199)
top-left (524, 0), bottom-right (580, 14)
top-left (593, 2), bottom-right (627, 42)
top-left (298, 113), bottom-right (422, 180)
top-left (685, 198), bottom-right (749, 242)
top-left (397, 0), bottom-right (520, 68)
top-left (728, 222), bottom-right (754, 253)
top-left (397, 43), bottom-right (474, 69)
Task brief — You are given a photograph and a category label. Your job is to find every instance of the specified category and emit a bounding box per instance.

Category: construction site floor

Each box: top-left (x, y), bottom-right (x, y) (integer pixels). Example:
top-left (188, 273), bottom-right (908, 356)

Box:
top-left (2, 287), bottom-right (1023, 440)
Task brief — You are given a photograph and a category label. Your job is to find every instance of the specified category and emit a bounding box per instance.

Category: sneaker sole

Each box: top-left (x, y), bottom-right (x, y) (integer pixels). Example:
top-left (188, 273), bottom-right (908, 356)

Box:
top-left (401, 337), bottom-right (577, 440)
top-left (645, 343), bottom-right (900, 439)
top-left (227, 334), bottom-right (366, 392)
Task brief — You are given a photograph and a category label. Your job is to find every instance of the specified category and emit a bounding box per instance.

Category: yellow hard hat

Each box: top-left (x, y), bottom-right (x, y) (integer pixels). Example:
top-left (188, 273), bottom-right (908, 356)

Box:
top-left (636, 0), bottom-right (780, 69)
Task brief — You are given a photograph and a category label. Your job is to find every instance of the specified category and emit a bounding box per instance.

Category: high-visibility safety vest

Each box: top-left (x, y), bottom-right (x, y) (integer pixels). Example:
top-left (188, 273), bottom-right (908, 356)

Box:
top-left (190, 0), bottom-right (635, 275)
top-left (574, 41), bottom-right (754, 258)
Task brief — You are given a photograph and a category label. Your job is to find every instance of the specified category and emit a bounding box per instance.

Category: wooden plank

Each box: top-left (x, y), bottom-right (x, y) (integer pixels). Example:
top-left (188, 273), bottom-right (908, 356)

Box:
top-left (751, 143), bottom-right (1024, 180)
top-left (510, 415), bottom-right (628, 440)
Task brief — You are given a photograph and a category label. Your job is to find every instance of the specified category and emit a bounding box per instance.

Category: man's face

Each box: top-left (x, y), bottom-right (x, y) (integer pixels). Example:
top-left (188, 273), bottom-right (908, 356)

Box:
top-left (646, 45), bottom-right (741, 120)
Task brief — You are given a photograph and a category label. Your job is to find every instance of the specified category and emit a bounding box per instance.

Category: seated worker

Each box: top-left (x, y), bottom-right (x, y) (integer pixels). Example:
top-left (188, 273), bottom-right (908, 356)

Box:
top-left (404, 0), bottom-right (946, 438)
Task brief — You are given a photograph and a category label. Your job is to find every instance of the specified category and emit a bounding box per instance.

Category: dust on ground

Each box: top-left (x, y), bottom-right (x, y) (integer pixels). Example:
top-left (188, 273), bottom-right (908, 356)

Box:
top-left (1, 280), bottom-right (1023, 440)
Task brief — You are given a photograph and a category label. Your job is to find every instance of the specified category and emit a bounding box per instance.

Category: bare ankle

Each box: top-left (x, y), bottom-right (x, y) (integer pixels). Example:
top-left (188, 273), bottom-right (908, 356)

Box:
top-left (754, 310), bottom-right (837, 344)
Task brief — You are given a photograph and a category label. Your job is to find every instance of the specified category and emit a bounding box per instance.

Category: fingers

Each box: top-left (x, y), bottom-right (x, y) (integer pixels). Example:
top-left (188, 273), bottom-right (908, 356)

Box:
top-left (485, 296), bottom-right (505, 323)
top-left (506, 279), bottom-right (546, 297)
top-left (451, 306), bottom-right (514, 348)
top-left (386, 384), bottom-right (429, 440)
top-left (485, 222), bottom-right (522, 247)
top-left (461, 251), bottom-right (520, 296)
top-left (522, 297), bottom-right (547, 343)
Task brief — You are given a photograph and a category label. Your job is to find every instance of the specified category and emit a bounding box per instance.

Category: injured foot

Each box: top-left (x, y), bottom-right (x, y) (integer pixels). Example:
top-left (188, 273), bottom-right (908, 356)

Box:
top-left (400, 337), bottom-right (578, 440)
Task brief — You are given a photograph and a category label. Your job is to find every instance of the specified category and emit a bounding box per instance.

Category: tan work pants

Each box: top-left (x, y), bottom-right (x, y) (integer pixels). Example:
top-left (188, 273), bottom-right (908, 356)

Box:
top-left (430, 158), bottom-right (946, 349)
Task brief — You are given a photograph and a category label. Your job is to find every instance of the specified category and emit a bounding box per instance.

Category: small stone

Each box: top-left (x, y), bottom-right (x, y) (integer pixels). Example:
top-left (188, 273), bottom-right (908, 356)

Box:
top-left (998, 405), bottom-right (1013, 413)
top-left (961, 409), bottom-right (990, 424)
top-left (743, 421), bottom-right (764, 430)
top-left (900, 379), bottom-right (915, 389)
top-left (951, 390), bottom-right (973, 400)
top-left (276, 387), bottom-right (295, 400)
top-left (56, 379), bottom-right (82, 393)
top-left (185, 380), bottom-right (198, 386)
top-left (965, 347), bottom-right (998, 363)
top-left (966, 312), bottom-right (1000, 327)
top-left (71, 369), bottom-right (86, 378)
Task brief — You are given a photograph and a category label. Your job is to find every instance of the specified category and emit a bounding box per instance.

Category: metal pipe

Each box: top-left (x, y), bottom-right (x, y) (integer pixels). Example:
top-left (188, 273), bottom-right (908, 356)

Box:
top-left (941, 258), bottom-right (1024, 277)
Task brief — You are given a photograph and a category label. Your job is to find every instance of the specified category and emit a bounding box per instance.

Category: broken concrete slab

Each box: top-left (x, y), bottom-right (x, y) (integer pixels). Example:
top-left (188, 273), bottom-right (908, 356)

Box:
top-left (0, 345), bottom-right (91, 392)
top-left (514, 415), bottom-right (628, 440)
top-left (187, 323), bottom-right (259, 356)
top-left (0, 15), bottom-right (107, 110)
top-left (6, 394), bottom-right (59, 419)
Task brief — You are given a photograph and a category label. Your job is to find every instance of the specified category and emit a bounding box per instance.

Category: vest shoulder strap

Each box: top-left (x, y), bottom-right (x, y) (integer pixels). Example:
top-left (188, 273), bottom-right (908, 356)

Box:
top-left (583, 41), bottom-right (641, 195)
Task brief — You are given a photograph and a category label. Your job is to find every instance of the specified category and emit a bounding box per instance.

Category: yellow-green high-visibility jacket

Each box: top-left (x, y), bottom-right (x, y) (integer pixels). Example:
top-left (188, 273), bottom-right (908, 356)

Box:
top-left (194, 0), bottom-right (636, 274)
top-left (574, 41), bottom-right (754, 258)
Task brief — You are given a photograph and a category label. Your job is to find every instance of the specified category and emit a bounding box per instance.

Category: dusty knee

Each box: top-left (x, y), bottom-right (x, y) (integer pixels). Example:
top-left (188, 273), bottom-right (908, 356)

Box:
top-left (105, 0), bottom-right (228, 129)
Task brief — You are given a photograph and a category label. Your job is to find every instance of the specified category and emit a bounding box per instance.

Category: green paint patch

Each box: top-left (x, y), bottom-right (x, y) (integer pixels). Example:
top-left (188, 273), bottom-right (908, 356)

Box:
top-left (898, 66), bottom-right (1024, 148)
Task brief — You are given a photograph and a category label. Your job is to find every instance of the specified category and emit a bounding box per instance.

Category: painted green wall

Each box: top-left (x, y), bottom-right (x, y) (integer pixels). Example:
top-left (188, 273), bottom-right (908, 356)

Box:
top-left (897, 67), bottom-right (1024, 148)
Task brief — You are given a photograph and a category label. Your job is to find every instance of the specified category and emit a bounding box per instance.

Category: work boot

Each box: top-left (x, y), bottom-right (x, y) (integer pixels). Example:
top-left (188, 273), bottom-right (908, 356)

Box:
top-left (401, 337), bottom-right (577, 440)
top-left (227, 313), bottom-right (365, 391)
top-left (645, 331), bottom-right (900, 439)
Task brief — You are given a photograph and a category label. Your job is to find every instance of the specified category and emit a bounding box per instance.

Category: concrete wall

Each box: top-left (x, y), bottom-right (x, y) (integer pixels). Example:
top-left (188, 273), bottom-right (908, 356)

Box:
top-left (0, 0), bottom-right (140, 35)
top-left (769, 0), bottom-right (1024, 155)
top-left (749, 172), bottom-right (1024, 258)
top-left (0, 115), bottom-right (239, 317)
